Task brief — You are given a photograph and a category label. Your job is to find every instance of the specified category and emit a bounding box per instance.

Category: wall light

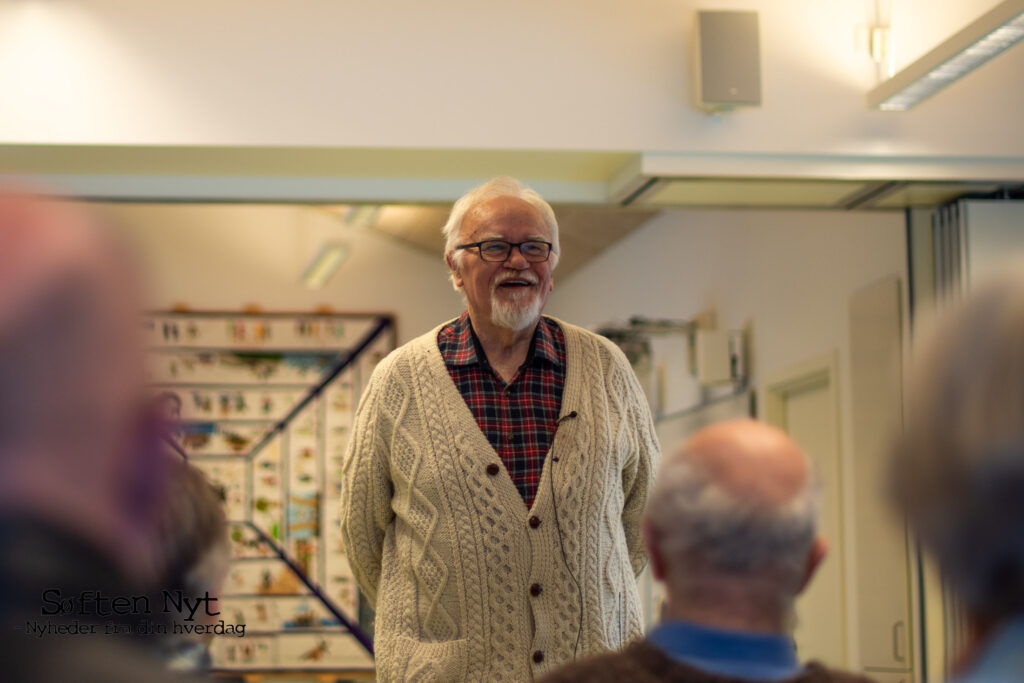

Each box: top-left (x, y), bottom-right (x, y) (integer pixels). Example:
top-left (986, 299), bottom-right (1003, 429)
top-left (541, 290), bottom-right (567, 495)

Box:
top-left (302, 243), bottom-right (350, 290)
top-left (868, 0), bottom-right (1024, 111)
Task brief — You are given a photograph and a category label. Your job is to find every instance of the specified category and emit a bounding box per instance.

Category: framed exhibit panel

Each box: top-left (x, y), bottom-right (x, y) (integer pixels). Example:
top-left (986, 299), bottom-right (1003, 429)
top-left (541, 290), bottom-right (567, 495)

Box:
top-left (145, 311), bottom-right (394, 675)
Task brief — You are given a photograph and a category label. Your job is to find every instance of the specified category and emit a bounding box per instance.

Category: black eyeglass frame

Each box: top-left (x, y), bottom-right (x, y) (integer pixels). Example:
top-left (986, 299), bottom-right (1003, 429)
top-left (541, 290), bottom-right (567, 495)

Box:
top-left (453, 239), bottom-right (554, 263)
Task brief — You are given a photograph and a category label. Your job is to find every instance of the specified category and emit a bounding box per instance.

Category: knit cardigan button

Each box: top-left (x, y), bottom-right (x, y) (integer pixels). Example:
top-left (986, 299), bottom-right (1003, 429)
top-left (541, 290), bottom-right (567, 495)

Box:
top-left (528, 516), bottom-right (541, 529)
top-left (530, 583), bottom-right (542, 597)
top-left (532, 650), bottom-right (545, 663)
top-left (486, 463), bottom-right (500, 476)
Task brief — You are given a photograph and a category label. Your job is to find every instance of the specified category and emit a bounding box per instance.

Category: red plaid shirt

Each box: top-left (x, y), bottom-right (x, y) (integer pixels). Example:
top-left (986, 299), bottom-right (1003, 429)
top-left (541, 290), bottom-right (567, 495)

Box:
top-left (437, 312), bottom-right (566, 508)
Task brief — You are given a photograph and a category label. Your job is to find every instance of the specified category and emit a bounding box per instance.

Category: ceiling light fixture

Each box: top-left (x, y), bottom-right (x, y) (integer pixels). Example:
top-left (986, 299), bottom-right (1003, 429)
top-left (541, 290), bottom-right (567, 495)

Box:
top-left (868, 0), bottom-right (1024, 111)
top-left (302, 243), bottom-right (349, 290)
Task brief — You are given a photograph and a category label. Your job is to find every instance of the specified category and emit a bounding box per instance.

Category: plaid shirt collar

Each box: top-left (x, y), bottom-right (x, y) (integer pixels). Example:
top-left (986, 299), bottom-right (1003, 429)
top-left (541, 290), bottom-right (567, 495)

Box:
top-left (443, 311), bottom-right (562, 370)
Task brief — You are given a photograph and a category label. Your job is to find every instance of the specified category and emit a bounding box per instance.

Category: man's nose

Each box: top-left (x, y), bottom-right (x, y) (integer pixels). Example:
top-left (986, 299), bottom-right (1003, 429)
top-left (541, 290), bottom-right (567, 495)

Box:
top-left (506, 246), bottom-right (529, 269)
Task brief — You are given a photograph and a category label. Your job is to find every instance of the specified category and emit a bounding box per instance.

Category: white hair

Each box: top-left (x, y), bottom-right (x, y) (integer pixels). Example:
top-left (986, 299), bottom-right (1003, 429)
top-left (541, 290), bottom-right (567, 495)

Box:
top-left (894, 268), bottom-right (1024, 621)
top-left (441, 176), bottom-right (560, 291)
top-left (646, 447), bottom-right (820, 603)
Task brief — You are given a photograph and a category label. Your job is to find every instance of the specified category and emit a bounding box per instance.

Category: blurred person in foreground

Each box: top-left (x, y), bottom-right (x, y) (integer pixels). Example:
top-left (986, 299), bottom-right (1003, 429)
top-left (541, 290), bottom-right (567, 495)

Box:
top-left (0, 190), bottom-right (206, 682)
top-left (541, 419), bottom-right (872, 683)
top-left (892, 271), bottom-right (1024, 682)
top-left (341, 177), bottom-right (658, 680)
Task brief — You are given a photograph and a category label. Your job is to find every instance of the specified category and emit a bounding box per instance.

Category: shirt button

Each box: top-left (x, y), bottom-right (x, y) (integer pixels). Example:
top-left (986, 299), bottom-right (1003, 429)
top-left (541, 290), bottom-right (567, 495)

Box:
top-left (530, 583), bottom-right (542, 597)
top-left (486, 463), bottom-right (500, 476)
top-left (529, 516), bottom-right (541, 529)
top-left (533, 650), bottom-right (545, 664)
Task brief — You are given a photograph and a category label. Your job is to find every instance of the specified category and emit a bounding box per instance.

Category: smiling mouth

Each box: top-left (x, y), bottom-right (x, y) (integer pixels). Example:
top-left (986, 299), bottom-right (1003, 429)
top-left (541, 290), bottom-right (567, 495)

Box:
top-left (497, 279), bottom-right (535, 289)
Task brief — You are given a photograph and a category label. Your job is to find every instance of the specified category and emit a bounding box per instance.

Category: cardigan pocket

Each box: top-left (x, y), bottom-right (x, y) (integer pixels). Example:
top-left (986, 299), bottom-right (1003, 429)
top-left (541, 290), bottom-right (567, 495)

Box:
top-left (383, 635), bottom-right (470, 683)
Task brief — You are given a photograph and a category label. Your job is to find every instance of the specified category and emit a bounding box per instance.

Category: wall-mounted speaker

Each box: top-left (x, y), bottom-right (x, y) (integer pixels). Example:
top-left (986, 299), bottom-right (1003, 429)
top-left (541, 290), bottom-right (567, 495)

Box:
top-left (693, 10), bottom-right (762, 113)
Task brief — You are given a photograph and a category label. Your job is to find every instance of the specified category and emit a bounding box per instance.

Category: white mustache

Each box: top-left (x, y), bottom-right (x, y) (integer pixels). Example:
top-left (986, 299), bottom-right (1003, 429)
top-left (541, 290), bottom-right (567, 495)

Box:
top-left (492, 272), bottom-right (539, 290)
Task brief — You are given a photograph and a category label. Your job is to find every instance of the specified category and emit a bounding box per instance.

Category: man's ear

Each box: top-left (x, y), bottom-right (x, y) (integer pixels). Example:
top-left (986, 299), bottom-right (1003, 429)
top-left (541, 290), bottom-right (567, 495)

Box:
top-left (446, 252), bottom-right (464, 289)
top-left (643, 518), bottom-right (666, 582)
top-left (797, 536), bottom-right (828, 595)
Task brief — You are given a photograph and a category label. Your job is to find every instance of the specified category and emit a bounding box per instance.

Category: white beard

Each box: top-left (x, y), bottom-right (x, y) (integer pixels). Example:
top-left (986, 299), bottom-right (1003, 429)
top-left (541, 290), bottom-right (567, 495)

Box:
top-left (490, 288), bottom-right (542, 332)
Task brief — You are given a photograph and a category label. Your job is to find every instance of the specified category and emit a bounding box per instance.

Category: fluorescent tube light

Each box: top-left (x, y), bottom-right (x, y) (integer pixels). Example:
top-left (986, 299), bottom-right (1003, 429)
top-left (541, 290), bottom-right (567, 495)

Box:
top-left (302, 243), bottom-right (349, 290)
top-left (345, 205), bottom-right (381, 229)
top-left (868, 0), bottom-right (1024, 111)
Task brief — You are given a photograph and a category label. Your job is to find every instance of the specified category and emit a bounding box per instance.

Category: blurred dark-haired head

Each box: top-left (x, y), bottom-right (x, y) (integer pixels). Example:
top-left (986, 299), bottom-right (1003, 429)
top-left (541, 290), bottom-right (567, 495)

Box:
top-left (893, 268), bottom-right (1024, 625)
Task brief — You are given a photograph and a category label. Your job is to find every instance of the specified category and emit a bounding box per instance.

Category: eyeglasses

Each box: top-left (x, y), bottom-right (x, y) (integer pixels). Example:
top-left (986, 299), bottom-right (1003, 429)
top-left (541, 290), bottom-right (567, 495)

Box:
top-left (454, 239), bottom-right (554, 263)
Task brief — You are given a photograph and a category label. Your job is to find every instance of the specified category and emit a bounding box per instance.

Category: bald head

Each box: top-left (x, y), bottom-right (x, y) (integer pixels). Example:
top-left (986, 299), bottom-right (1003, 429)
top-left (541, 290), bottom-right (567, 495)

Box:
top-left (683, 419), bottom-right (811, 509)
top-left (645, 419), bottom-right (820, 614)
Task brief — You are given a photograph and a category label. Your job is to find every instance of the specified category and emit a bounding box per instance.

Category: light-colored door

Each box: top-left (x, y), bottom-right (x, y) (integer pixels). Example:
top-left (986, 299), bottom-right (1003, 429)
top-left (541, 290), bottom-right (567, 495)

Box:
top-left (762, 354), bottom-right (846, 668)
top-left (850, 277), bottom-right (913, 675)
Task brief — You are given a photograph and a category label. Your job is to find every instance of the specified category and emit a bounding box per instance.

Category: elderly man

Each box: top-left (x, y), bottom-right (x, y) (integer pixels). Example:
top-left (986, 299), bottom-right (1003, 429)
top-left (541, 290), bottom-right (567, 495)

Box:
top-left (340, 177), bottom-right (658, 680)
top-left (542, 419), bottom-right (870, 683)
top-left (891, 272), bottom-right (1024, 682)
top-left (0, 191), bottom-right (203, 682)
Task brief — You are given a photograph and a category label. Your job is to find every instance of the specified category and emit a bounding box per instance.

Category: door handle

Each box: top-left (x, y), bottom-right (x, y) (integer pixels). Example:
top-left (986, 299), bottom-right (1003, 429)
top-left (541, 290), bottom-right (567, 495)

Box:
top-left (892, 620), bottom-right (906, 663)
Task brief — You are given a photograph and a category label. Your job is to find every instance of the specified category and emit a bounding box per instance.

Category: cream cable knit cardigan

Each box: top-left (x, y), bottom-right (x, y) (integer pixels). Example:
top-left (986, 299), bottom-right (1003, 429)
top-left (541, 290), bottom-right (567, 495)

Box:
top-left (340, 317), bottom-right (659, 682)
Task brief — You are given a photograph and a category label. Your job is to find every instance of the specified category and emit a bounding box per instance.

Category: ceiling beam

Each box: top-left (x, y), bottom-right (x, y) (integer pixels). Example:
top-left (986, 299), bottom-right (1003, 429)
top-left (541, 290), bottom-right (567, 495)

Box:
top-left (2, 173), bottom-right (610, 204)
top-left (632, 152), bottom-right (1024, 183)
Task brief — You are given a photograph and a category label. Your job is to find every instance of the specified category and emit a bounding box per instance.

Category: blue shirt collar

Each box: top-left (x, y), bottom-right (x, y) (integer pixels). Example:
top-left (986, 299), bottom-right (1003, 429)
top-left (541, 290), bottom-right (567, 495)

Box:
top-left (648, 619), bottom-right (802, 681)
top-left (955, 616), bottom-right (1024, 683)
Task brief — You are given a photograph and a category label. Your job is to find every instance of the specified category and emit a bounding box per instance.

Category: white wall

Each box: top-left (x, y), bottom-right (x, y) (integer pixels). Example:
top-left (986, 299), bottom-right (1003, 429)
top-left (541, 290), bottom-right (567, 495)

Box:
top-left (548, 208), bottom-right (907, 389)
top-left (98, 203), bottom-right (462, 343)
top-left (546, 206), bottom-right (907, 459)
top-left (2, 0), bottom-right (1022, 158)
top-left (547, 207), bottom-right (908, 668)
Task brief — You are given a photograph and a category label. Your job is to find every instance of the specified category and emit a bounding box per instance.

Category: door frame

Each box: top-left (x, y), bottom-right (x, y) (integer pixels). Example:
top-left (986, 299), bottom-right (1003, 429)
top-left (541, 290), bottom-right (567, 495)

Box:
top-left (759, 351), bottom-right (848, 667)
top-left (760, 352), bottom-right (840, 434)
